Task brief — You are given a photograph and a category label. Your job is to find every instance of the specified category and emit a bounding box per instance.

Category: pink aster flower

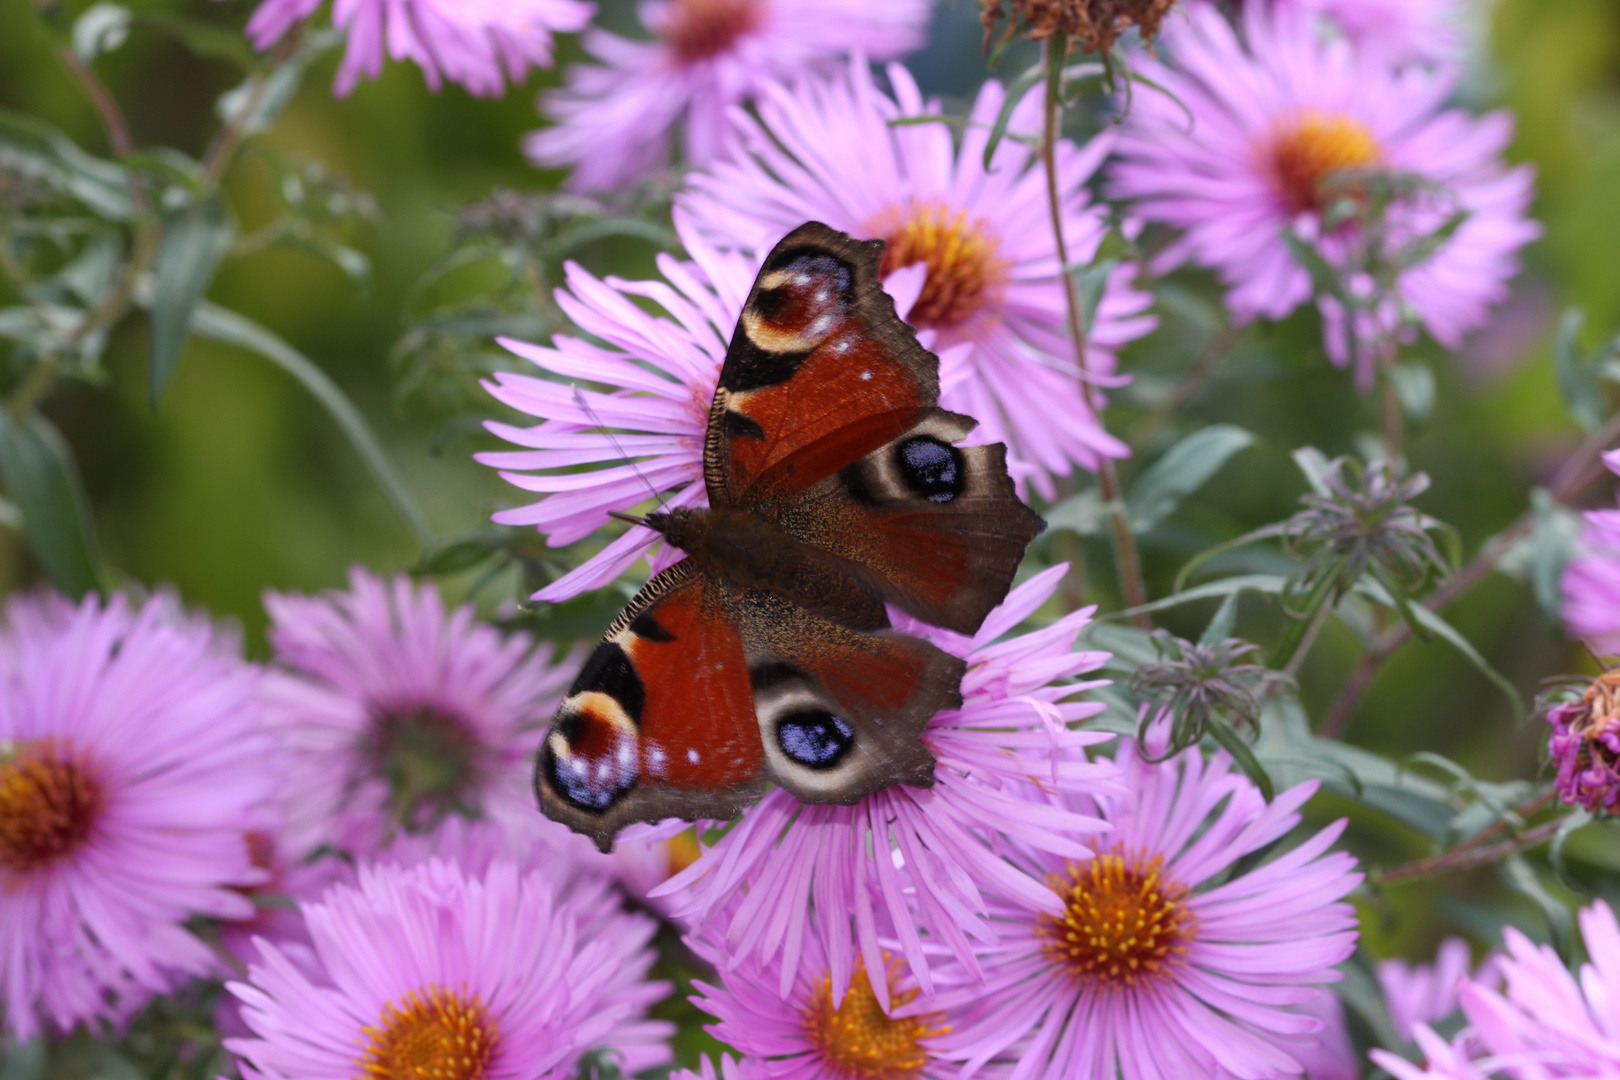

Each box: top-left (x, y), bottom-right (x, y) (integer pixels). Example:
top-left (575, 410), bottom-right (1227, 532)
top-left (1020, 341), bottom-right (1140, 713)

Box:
top-left (1287, 0), bottom-right (1465, 65)
top-left (678, 61), bottom-right (1154, 498)
top-left (1562, 450), bottom-right (1620, 655)
top-left (671, 1057), bottom-right (744, 1080)
top-left (1372, 900), bottom-right (1620, 1079)
top-left (226, 855), bottom-right (672, 1080)
top-left (259, 567), bottom-right (580, 858)
top-left (935, 742), bottom-right (1362, 1080)
top-left (688, 909), bottom-right (959, 1080)
top-left (651, 565), bottom-right (1119, 1011)
top-left (0, 591), bottom-right (273, 1041)
top-left (526, 0), bottom-right (929, 191)
top-left (1110, 1), bottom-right (1538, 385)
top-left (240, 0), bottom-right (591, 98)
top-left (1379, 938), bottom-right (1481, 1041)
top-left (477, 218), bottom-right (763, 603)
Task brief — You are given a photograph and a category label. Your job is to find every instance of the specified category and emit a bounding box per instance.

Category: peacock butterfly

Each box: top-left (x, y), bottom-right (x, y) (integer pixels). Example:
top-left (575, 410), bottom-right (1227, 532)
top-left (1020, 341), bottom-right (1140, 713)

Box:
top-left (535, 221), bottom-right (1045, 850)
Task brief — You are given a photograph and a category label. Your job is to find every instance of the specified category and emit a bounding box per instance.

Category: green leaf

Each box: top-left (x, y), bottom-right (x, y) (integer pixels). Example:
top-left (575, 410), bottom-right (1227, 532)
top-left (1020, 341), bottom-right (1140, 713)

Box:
top-left (1335, 957), bottom-right (1407, 1052)
top-left (983, 62), bottom-right (1046, 170)
top-left (1368, 586), bottom-right (1525, 715)
top-left (150, 194), bottom-right (233, 404)
top-left (1501, 857), bottom-right (1574, 957)
top-left (1549, 808), bottom-right (1594, 886)
top-left (1110, 574), bottom-right (1288, 621)
top-left (72, 3), bottom-right (132, 61)
top-left (1290, 446), bottom-right (1336, 496)
top-left (1200, 591), bottom-right (1240, 646)
top-left (187, 303), bottom-right (433, 546)
top-left (1127, 424), bottom-right (1256, 532)
top-left (216, 45), bottom-right (319, 138)
top-left (1046, 487), bottom-right (1108, 536)
top-left (1389, 360), bottom-right (1436, 425)
top-left (134, 11), bottom-right (265, 71)
top-left (0, 1038), bottom-right (47, 1080)
top-left (1206, 716), bottom-right (1274, 801)
top-left (1068, 259), bottom-right (1117, 335)
top-left (0, 109), bottom-right (132, 221)
top-left (1554, 308), bottom-right (1608, 435)
top-left (0, 413), bottom-right (101, 598)
top-left (413, 530), bottom-right (508, 577)
top-left (1529, 487), bottom-right (1580, 626)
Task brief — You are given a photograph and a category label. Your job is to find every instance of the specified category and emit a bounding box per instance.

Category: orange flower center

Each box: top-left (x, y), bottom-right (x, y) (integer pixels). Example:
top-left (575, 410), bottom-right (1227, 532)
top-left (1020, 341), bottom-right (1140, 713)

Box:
top-left (662, 0), bottom-right (764, 64)
top-left (359, 986), bottom-right (497, 1080)
top-left (0, 739), bottom-right (103, 873)
top-left (1266, 110), bottom-right (1383, 214)
top-left (802, 956), bottom-right (949, 1080)
top-left (867, 200), bottom-right (1009, 331)
top-left (1036, 848), bottom-right (1195, 991)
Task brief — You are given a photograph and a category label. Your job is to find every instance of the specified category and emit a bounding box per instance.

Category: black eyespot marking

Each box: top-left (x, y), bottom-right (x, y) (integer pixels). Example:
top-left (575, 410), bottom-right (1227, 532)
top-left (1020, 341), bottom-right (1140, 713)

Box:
top-left (566, 642), bottom-right (645, 723)
top-left (777, 710), bottom-right (855, 770)
top-left (629, 610), bottom-right (675, 643)
top-left (760, 250), bottom-right (853, 292)
top-left (718, 335), bottom-right (811, 393)
top-left (896, 436), bottom-right (965, 503)
top-left (721, 410), bottom-right (766, 442)
top-left (539, 741), bottom-right (634, 813)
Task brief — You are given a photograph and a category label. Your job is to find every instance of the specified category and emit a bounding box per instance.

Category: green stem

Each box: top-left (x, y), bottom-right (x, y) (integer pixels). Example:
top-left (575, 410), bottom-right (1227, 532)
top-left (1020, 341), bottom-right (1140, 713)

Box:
top-left (1040, 33), bottom-right (1148, 626)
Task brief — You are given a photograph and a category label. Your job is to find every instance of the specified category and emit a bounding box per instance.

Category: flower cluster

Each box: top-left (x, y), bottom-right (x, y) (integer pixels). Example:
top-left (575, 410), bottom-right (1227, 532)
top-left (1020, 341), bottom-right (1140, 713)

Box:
top-left (239, 0), bottom-right (592, 97)
top-left (1110, 0), bottom-right (1536, 382)
top-left (0, 578), bottom-right (672, 1078)
top-left (1373, 900), bottom-right (1620, 1079)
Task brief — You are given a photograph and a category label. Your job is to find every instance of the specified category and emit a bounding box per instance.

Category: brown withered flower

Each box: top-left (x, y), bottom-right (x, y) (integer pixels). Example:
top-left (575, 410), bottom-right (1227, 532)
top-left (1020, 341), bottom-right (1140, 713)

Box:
top-left (981, 0), bottom-right (1178, 55)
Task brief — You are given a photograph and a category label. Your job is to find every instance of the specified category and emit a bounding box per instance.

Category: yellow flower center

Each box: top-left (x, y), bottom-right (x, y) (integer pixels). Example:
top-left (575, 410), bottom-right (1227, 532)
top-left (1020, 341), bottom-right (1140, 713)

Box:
top-left (802, 956), bottom-right (949, 1080)
top-left (867, 200), bottom-right (1010, 331)
top-left (1266, 110), bottom-right (1383, 214)
top-left (0, 739), bottom-right (103, 873)
top-left (662, 0), bottom-right (764, 64)
top-left (1036, 848), bottom-right (1195, 992)
top-left (665, 827), bottom-right (703, 876)
top-left (359, 987), bottom-right (497, 1080)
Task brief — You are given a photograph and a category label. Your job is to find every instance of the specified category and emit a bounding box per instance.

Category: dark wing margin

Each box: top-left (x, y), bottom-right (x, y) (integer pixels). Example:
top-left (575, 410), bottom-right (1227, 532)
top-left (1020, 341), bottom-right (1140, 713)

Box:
top-left (704, 222), bottom-right (941, 508)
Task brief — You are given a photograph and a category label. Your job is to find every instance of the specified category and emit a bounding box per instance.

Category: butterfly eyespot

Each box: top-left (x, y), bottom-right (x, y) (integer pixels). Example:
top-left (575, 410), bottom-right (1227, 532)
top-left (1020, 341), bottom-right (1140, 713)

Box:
top-left (777, 710), bottom-right (856, 769)
top-left (896, 436), bottom-right (965, 503)
top-left (540, 737), bottom-right (637, 813)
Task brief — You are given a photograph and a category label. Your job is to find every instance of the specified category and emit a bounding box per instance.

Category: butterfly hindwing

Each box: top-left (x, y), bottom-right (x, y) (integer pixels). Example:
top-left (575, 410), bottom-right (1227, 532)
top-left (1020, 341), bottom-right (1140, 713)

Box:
top-left (771, 408), bottom-right (1046, 635)
top-left (731, 588), bottom-right (958, 804)
top-left (537, 561), bottom-right (764, 850)
top-left (704, 221), bottom-right (940, 506)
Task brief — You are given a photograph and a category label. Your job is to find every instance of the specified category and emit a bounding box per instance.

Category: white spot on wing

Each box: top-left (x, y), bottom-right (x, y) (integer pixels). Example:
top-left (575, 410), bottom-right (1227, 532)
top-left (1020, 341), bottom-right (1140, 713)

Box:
top-left (860, 370), bottom-right (873, 381)
top-left (687, 748), bottom-right (701, 764)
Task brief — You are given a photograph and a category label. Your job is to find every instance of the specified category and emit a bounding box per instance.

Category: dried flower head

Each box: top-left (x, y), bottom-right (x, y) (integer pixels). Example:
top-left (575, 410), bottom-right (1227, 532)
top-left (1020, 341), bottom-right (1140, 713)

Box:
top-left (1283, 457), bottom-right (1456, 614)
top-left (1130, 631), bottom-right (1292, 758)
top-left (980, 0), bottom-right (1178, 54)
top-left (1547, 670), bottom-right (1620, 814)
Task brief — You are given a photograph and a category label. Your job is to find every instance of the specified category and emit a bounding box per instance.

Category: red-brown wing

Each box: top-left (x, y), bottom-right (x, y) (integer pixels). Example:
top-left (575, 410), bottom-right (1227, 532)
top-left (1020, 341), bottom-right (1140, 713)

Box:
top-left (769, 410), bottom-right (1046, 636)
top-left (536, 561), bottom-right (765, 850)
top-left (704, 222), bottom-right (940, 508)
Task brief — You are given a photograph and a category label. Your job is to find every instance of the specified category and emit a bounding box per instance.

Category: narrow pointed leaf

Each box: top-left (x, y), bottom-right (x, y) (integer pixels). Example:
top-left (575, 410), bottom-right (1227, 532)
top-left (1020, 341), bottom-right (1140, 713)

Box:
top-left (0, 413), bottom-right (101, 597)
top-left (187, 303), bottom-right (432, 546)
top-left (150, 194), bottom-right (232, 404)
top-left (1127, 424), bottom-right (1256, 532)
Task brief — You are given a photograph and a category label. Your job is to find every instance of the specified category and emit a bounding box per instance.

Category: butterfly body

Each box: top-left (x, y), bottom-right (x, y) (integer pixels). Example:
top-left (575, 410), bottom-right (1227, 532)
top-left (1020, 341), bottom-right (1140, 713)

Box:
top-left (536, 223), bottom-right (1045, 850)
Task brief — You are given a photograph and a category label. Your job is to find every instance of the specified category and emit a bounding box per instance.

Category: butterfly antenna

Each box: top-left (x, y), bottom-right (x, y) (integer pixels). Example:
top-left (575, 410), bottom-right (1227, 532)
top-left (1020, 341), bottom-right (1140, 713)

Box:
top-left (571, 385), bottom-right (665, 529)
